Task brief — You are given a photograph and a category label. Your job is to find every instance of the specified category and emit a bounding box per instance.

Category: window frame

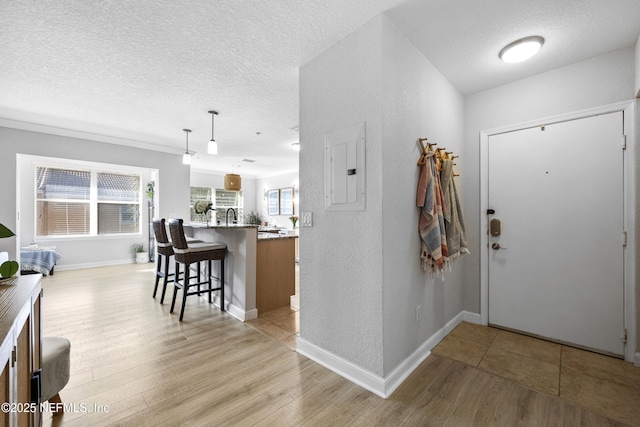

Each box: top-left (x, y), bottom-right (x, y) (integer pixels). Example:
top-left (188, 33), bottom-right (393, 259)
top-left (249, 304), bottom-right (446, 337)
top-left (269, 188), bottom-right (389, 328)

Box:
top-left (35, 163), bottom-right (143, 239)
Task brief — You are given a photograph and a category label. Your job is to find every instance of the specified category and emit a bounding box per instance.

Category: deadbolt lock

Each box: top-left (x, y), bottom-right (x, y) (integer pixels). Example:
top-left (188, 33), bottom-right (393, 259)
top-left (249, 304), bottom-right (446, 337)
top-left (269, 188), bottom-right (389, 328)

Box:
top-left (490, 218), bottom-right (501, 236)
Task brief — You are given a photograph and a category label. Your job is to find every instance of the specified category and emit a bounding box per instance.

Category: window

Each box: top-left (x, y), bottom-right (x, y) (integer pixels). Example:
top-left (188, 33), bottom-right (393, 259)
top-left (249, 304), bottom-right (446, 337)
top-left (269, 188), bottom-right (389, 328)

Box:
top-left (215, 189), bottom-right (243, 223)
top-left (190, 186), bottom-right (212, 222)
top-left (189, 187), bottom-right (243, 224)
top-left (36, 166), bottom-right (141, 237)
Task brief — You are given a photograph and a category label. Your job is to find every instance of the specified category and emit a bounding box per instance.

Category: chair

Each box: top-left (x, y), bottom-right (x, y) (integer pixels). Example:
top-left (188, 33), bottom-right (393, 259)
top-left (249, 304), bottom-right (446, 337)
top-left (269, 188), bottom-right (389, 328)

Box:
top-left (41, 336), bottom-right (71, 414)
top-left (152, 218), bottom-right (201, 303)
top-left (168, 219), bottom-right (226, 321)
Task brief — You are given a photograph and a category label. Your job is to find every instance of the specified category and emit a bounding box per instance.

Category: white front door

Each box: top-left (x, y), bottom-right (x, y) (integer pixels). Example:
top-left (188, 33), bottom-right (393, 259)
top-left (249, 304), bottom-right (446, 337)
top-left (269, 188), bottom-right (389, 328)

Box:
top-left (487, 112), bottom-right (625, 356)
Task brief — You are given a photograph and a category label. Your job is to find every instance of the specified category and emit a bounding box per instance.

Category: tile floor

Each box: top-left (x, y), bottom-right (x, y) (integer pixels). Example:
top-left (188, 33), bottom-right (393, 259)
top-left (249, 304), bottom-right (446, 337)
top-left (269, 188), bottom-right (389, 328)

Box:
top-left (433, 322), bottom-right (640, 426)
top-left (246, 305), bottom-right (300, 351)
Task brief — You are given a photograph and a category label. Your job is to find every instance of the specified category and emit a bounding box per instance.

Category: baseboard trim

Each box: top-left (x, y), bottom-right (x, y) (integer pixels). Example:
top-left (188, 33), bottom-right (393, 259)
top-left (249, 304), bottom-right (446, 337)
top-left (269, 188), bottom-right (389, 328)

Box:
top-left (297, 310), bottom-right (471, 398)
top-left (226, 302), bottom-right (257, 322)
top-left (634, 352), bottom-right (640, 367)
top-left (296, 338), bottom-right (387, 398)
top-left (54, 259), bottom-right (136, 271)
top-left (463, 311), bottom-right (481, 325)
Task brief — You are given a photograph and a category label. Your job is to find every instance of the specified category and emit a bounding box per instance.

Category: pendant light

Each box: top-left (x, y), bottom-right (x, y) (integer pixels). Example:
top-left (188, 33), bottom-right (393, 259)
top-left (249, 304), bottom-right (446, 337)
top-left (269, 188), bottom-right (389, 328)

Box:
top-left (224, 173), bottom-right (241, 192)
top-left (208, 110), bottom-right (218, 154)
top-left (224, 166), bottom-right (241, 192)
top-left (182, 129), bottom-right (192, 165)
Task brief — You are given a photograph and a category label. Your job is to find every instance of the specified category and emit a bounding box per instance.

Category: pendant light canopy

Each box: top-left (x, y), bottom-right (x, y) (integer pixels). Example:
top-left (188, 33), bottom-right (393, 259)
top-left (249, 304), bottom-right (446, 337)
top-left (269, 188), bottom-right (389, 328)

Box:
top-left (208, 110), bottom-right (218, 155)
top-left (182, 129), bottom-right (192, 165)
top-left (224, 173), bottom-right (241, 192)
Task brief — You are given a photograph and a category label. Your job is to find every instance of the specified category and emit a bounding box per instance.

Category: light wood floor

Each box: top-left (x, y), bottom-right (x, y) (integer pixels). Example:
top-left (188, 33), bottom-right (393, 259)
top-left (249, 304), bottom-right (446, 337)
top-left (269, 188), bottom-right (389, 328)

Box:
top-left (41, 263), bottom-right (631, 426)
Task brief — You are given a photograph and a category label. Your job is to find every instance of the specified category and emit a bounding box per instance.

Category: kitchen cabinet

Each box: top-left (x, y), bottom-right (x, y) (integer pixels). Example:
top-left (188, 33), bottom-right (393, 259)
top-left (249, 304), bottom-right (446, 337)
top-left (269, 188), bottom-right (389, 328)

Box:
top-left (256, 235), bottom-right (296, 314)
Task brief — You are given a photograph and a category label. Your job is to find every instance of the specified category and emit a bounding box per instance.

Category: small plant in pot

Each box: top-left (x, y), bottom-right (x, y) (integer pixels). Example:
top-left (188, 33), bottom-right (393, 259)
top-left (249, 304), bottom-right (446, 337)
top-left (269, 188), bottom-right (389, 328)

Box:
top-left (0, 223), bottom-right (19, 281)
top-left (245, 211), bottom-right (262, 226)
top-left (131, 243), bottom-right (148, 264)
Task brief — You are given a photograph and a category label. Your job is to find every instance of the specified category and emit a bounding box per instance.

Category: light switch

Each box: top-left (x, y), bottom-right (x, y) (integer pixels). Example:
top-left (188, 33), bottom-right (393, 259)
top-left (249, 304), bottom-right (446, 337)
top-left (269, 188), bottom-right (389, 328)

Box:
top-left (301, 212), bottom-right (313, 227)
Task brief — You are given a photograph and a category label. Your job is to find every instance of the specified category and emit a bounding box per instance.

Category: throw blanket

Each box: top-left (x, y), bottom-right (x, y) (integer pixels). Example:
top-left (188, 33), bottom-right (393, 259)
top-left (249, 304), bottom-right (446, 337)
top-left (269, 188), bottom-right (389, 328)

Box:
top-left (20, 249), bottom-right (61, 275)
top-left (440, 159), bottom-right (470, 262)
top-left (416, 152), bottom-right (447, 274)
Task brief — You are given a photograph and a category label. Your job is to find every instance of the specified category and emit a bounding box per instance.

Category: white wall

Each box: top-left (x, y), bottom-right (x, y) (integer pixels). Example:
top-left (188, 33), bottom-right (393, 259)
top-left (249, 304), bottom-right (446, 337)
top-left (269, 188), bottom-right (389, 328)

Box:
top-left (255, 172), bottom-right (299, 228)
top-left (0, 126), bottom-right (190, 269)
top-left (463, 47), bottom-right (636, 315)
top-left (635, 32), bottom-right (640, 98)
top-left (299, 14), bottom-right (466, 381)
top-left (300, 15), bottom-right (386, 376)
top-left (380, 18), bottom-right (466, 375)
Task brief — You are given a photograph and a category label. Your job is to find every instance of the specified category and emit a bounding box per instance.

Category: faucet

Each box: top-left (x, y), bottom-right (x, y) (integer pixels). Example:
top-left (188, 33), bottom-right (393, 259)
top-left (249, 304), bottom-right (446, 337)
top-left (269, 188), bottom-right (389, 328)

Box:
top-left (226, 208), bottom-right (237, 226)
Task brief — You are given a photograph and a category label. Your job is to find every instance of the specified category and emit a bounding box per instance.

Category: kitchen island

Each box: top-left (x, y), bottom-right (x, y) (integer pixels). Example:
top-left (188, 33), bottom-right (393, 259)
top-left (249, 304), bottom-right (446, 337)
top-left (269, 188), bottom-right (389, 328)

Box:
top-left (186, 224), bottom-right (259, 321)
top-left (185, 224), bottom-right (298, 321)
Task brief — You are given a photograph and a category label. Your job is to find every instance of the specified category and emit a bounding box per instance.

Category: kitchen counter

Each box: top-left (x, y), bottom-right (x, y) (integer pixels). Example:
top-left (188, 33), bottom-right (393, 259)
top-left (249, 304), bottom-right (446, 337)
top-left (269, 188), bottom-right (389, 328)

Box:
top-left (258, 232), bottom-right (298, 240)
top-left (189, 223), bottom-right (259, 230)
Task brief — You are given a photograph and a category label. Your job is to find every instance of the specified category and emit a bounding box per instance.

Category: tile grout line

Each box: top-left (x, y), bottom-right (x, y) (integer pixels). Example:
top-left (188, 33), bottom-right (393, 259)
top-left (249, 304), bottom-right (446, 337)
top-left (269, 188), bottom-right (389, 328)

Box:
top-left (476, 328), bottom-right (500, 368)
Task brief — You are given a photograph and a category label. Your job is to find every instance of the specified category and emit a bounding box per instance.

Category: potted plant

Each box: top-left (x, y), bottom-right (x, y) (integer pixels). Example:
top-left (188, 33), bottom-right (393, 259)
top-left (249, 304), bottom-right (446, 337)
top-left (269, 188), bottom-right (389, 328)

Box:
top-left (245, 211), bottom-right (262, 225)
top-left (0, 223), bottom-right (19, 281)
top-left (131, 243), bottom-right (148, 264)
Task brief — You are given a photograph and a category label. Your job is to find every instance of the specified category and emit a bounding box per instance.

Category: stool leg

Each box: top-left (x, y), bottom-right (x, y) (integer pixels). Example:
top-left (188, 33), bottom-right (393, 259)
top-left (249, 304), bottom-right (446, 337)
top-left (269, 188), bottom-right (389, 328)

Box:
top-left (49, 393), bottom-right (63, 414)
top-left (160, 254), bottom-right (170, 304)
top-left (220, 257), bottom-right (225, 311)
top-left (206, 259), bottom-right (212, 303)
top-left (197, 262), bottom-right (202, 293)
top-left (170, 262), bottom-right (180, 313)
top-left (153, 254), bottom-right (162, 298)
top-left (179, 263), bottom-right (190, 321)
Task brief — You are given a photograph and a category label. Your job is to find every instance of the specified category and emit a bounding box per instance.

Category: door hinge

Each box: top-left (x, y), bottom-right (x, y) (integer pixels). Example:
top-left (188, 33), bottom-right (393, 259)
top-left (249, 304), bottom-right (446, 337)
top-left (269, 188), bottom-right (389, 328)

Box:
top-left (11, 346), bottom-right (16, 367)
top-left (622, 328), bottom-right (628, 343)
top-left (621, 135), bottom-right (627, 150)
top-left (622, 231), bottom-right (627, 246)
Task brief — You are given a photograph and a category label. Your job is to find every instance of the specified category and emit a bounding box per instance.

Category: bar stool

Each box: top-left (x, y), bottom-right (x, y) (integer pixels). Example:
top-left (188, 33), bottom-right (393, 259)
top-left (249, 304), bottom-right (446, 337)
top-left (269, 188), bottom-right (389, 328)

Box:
top-left (152, 218), bottom-right (201, 304)
top-left (168, 219), bottom-right (226, 321)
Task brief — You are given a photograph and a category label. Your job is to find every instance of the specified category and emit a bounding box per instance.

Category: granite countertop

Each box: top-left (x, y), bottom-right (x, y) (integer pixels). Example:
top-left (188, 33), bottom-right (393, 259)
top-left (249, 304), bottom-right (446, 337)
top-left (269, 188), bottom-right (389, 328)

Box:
top-left (258, 232), bottom-right (298, 241)
top-left (188, 223), bottom-right (259, 229)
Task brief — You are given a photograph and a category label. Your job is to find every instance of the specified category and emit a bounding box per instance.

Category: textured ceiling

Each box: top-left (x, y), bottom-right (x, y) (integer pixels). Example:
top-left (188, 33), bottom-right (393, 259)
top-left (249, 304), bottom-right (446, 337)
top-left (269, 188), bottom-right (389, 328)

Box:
top-left (1, 0), bottom-right (639, 178)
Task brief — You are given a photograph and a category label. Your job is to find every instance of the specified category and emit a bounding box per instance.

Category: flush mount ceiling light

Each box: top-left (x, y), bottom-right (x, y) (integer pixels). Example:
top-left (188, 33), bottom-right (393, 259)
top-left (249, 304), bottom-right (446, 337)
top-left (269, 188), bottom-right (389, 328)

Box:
top-left (182, 128), bottom-right (193, 165)
top-left (208, 110), bottom-right (218, 155)
top-left (499, 36), bottom-right (544, 63)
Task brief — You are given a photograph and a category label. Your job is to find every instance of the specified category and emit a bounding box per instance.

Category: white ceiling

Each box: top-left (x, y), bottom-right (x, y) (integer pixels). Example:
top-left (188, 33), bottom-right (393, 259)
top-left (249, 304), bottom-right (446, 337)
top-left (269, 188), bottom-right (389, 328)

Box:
top-left (1, 0), bottom-right (639, 178)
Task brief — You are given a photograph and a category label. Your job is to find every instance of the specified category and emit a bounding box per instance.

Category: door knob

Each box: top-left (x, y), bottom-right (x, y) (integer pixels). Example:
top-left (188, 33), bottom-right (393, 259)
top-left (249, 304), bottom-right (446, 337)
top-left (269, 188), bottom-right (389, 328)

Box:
top-left (491, 243), bottom-right (507, 250)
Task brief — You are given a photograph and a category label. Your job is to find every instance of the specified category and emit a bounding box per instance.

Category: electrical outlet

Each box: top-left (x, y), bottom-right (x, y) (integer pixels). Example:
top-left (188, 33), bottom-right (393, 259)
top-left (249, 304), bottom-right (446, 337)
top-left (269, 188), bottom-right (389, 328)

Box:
top-left (415, 305), bottom-right (422, 323)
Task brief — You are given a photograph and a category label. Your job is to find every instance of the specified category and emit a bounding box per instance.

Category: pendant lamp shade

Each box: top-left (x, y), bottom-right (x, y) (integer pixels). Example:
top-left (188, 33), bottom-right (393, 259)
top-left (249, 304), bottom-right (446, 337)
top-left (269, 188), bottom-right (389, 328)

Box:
top-left (182, 129), bottom-right (192, 165)
top-left (224, 174), bottom-right (241, 191)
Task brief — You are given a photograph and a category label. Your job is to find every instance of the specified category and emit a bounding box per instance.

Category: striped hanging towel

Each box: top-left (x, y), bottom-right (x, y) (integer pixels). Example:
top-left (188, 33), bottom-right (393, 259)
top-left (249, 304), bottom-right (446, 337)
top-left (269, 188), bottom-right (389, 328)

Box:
top-left (416, 152), bottom-right (448, 274)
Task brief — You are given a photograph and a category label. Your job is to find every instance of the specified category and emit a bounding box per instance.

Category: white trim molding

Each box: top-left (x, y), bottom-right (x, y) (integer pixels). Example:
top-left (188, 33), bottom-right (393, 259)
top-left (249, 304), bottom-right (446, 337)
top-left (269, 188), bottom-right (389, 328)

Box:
top-left (296, 310), bottom-right (473, 398)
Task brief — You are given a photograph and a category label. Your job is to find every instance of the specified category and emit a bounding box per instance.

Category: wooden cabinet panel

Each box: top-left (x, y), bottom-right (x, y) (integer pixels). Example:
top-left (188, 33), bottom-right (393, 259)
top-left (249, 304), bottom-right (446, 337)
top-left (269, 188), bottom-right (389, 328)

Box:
top-left (0, 275), bottom-right (42, 426)
top-left (256, 238), bottom-right (296, 313)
